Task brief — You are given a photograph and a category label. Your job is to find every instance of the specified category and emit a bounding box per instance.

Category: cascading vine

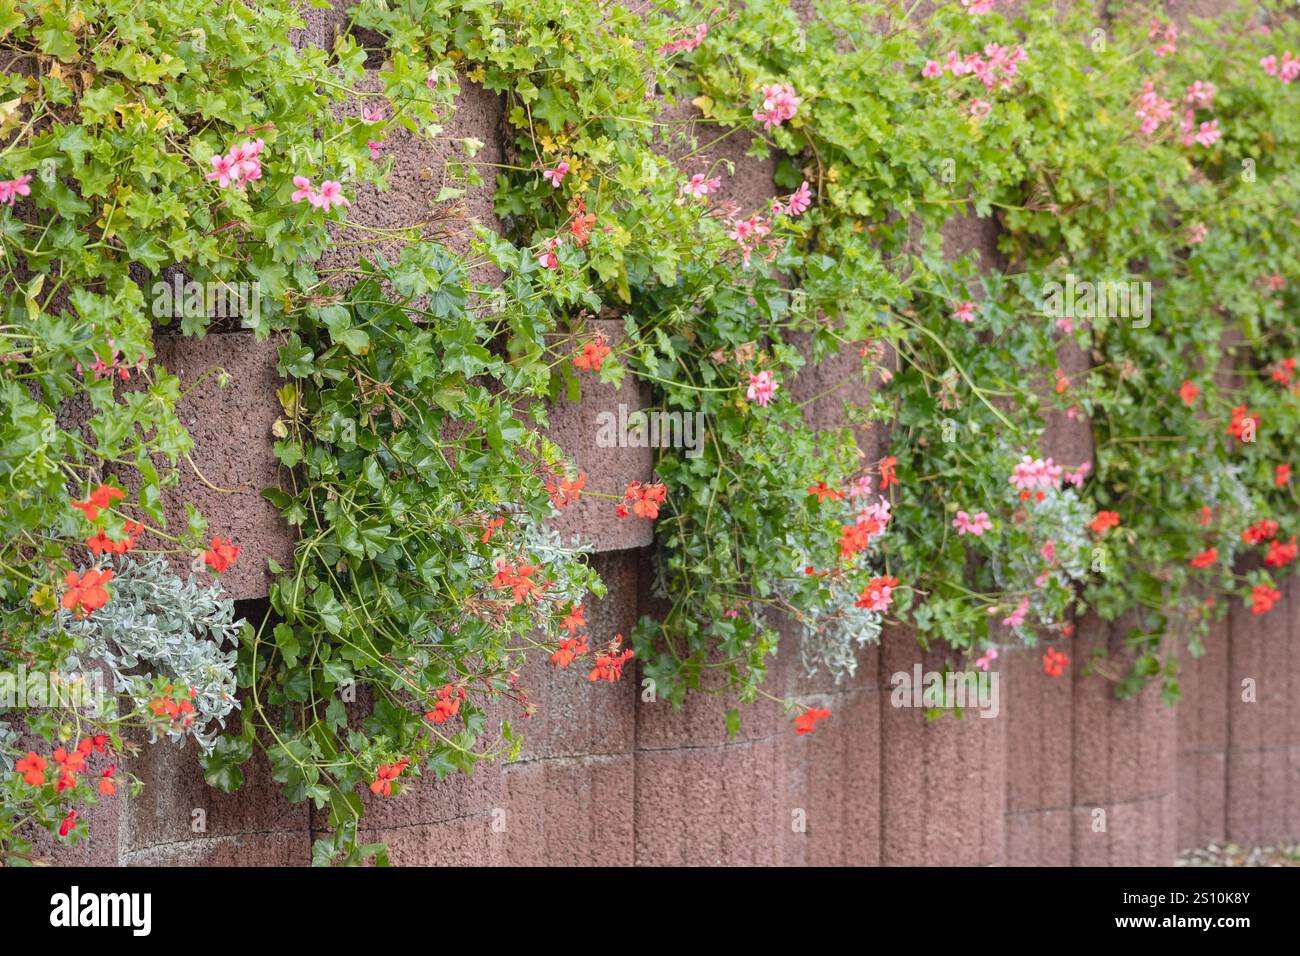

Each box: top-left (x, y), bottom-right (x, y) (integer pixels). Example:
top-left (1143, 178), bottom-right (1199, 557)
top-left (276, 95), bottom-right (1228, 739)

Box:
top-left (1, 0), bottom-right (1297, 864)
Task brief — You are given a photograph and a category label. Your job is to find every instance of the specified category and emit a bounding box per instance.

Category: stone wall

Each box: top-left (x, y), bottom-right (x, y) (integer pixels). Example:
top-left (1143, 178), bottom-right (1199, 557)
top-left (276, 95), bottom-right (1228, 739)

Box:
top-left (38, 0), bottom-right (1300, 867)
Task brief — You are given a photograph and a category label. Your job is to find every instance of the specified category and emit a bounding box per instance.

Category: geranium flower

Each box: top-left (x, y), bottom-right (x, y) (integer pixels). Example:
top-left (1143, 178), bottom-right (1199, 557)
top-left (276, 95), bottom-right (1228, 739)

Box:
top-left (752, 83), bottom-right (801, 130)
top-left (807, 481), bottom-right (843, 503)
top-left (1089, 511), bottom-right (1120, 534)
top-left (1264, 536), bottom-right (1297, 569)
top-left (203, 537), bottom-right (240, 573)
top-left (1227, 405), bottom-right (1258, 442)
top-left (793, 706), bottom-right (831, 736)
top-left (855, 575), bottom-right (899, 612)
top-left (1190, 547), bottom-right (1217, 569)
top-left (1242, 520), bottom-right (1279, 544)
top-left (70, 483), bottom-right (125, 522)
top-left (561, 602), bottom-right (585, 634)
top-left (551, 634), bottom-right (589, 669)
top-left (616, 482), bottom-right (668, 520)
top-left (877, 456), bottom-right (898, 490)
top-left (424, 685), bottom-right (465, 724)
top-left (974, 648), bottom-right (998, 672)
top-left (1250, 584), bottom-right (1282, 615)
top-left (547, 470), bottom-right (586, 509)
top-left (480, 516), bottom-right (505, 543)
top-left (542, 160), bottom-right (569, 187)
top-left (1179, 380), bottom-right (1199, 407)
top-left (15, 752), bottom-right (46, 786)
top-left (369, 757), bottom-right (411, 796)
top-left (747, 371), bottom-right (778, 407)
top-left (58, 810), bottom-right (78, 837)
top-left (62, 569), bottom-right (114, 618)
top-left (1276, 464), bottom-right (1291, 486)
top-left (588, 635), bottom-right (634, 683)
top-left (682, 173), bottom-right (722, 199)
top-left (573, 337), bottom-right (611, 372)
top-left (1042, 647), bottom-right (1069, 678)
top-left (1001, 597), bottom-right (1029, 628)
top-left (0, 173), bottom-right (33, 206)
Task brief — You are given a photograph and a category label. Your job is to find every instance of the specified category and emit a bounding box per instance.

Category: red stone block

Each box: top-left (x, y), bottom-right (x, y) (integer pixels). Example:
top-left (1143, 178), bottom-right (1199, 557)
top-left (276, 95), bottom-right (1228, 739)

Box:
top-left (541, 320), bottom-right (656, 553)
top-left (125, 831), bottom-right (310, 867)
top-left (145, 333), bottom-right (295, 600)
top-left (499, 754), bottom-right (634, 866)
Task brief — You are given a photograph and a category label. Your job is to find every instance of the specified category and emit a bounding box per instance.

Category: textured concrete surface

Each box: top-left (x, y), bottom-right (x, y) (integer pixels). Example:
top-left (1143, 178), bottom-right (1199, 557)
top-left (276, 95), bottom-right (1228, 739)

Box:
top-left (541, 320), bottom-right (656, 552)
top-left (145, 334), bottom-right (296, 600)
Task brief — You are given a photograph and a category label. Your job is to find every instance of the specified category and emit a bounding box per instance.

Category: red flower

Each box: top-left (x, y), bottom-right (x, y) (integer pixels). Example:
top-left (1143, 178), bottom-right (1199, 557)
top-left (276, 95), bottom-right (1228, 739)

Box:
top-left (1198, 506), bottom-right (1213, 527)
top-left (58, 810), bottom-right (78, 837)
top-left (70, 483), bottom-right (124, 522)
top-left (1227, 405), bottom-right (1258, 442)
top-left (547, 470), bottom-right (586, 509)
top-left (1250, 584), bottom-right (1282, 615)
top-left (837, 524), bottom-right (870, 559)
top-left (877, 456), bottom-right (898, 490)
top-left (573, 334), bottom-right (612, 372)
top-left (1269, 357), bottom-right (1296, 385)
top-left (1190, 547), bottom-right (1218, 569)
top-left (1264, 536), bottom-right (1297, 569)
top-left (617, 481), bottom-right (667, 520)
top-left (369, 757), bottom-right (411, 797)
top-left (492, 560), bottom-right (543, 604)
top-left (480, 516), bottom-right (505, 543)
top-left (855, 575), bottom-right (899, 612)
top-left (1054, 368), bottom-right (1069, 394)
top-left (568, 198), bottom-right (597, 247)
top-left (1179, 380), bottom-right (1199, 407)
top-left (424, 685), bottom-right (465, 725)
top-left (1277, 464), bottom-right (1292, 487)
top-left (99, 764), bottom-right (117, 797)
top-left (203, 536), bottom-right (240, 572)
top-left (588, 635), bottom-right (634, 683)
top-left (806, 481), bottom-right (843, 503)
top-left (561, 602), bottom-right (585, 634)
top-left (1089, 511), bottom-right (1120, 534)
top-left (1242, 520), bottom-right (1279, 544)
top-left (15, 752), bottom-right (46, 786)
top-left (61, 568), bottom-right (114, 619)
top-left (550, 634), bottom-right (589, 669)
top-left (1042, 647), bottom-right (1070, 678)
top-left (86, 519), bottom-right (143, 557)
top-left (793, 707), bottom-right (831, 736)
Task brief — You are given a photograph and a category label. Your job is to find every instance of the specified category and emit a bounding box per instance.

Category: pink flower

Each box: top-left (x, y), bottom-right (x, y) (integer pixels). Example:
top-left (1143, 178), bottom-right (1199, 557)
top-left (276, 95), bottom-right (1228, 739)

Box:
top-left (961, 0), bottom-right (994, 14)
top-left (1193, 119), bottom-right (1220, 147)
top-left (315, 180), bottom-right (350, 212)
top-left (1001, 597), bottom-right (1029, 628)
top-left (1008, 455), bottom-right (1063, 492)
top-left (1063, 461), bottom-right (1091, 487)
top-left (953, 510), bottom-right (992, 537)
top-left (658, 22), bottom-right (709, 55)
top-left (952, 300), bottom-right (977, 323)
top-left (922, 60), bottom-right (944, 79)
top-left (0, 173), bottom-right (33, 207)
top-left (291, 175), bottom-right (316, 204)
top-left (207, 152), bottom-right (237, 189)
top-left (368, 139), bottom-right (382, 160)
top-left (536, 236), bottom-right (562, 270)
top-left (747, 370), bottom-right (778, 407)
top-left (1184, 81), bottom-right (1216, 109)
top-left (682, 173), bottom-right (721, 199)
top-left (969, 99), bottom-right (992, 120)
top-left (856, 497), bottom-right (892, 542)
top-left (362, 105), bottom-right (387, 123)
top-left (1187, 222), bottom-right (1208, 244)
top-left (728, 213), bottom-right (773, 266)
top-left (1135, 80), bottom-right (1174, 135)
top-left (752, 83), bottom-right (801, 130)
top-left (543, 161), bottom-right (569, 188)
top-left (426, 69), bottom-right (439, 90)
top-left (1261, 55), bottom-right (1278, 76)
top-left (1282, 52), bottom-right (1300, 84)
top-left (785, 180), bottom-right (812, 216)
top-left (974, 647), bottom-right (998, 671)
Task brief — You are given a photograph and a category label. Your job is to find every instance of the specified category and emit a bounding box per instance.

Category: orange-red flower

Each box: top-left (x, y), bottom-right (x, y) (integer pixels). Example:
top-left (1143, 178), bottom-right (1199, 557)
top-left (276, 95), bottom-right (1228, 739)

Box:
top-left (58, 809), bottom-right (78, 837)
top-left (1227, 405), bottom-right (1258, 442)
top-left (70, 483), bottom-right (124, 522)
top-left (1277, 464), bottom-right (1292, 487)
top-left (1250, 584), bottom-right (1282, 615)
top-left (547, 470), bottom-right (586, 509)
top-left (15, 752), bottom-right (46, 786)
top-left (550, 634), bottom-right (589, 669)
top-left (877, 456), bottom-right (898, 490)
top-left (793, 706), bottom-right (831, 736)
top-left (86, 520), bottom-right (143, 557)
top-left (61, 568), bottom-right (114, 619)
top-left (1242, 520), bottom-right (1279, 544)
top-left (492, 560), bottom-right (544, 604)
top-left (616, 481), bottom-right (667, 519)
top-left (1089, 511), bottom-right (1120, 534)
top-left (1179, 379), bottom-right (1199, 407)
top-left (1190, 547), bottom-right (1218, 569)
top-left (1264, 536), bottom-right (1297, 569)
top-left (369, 757), bottom-right (411, 796)
top-left (99, 764), bottom-right (117, 797)
top-left (424, 685), bottom-right (465, 724)
top-left (588, 635), bottom-right (634, 683)
top-left (573, 335), bottom-right (611, 372)
top-left (203, 536), bottom-right (240, 572)
top-left (807, 481), bottom-right (843, 503)
top-left (1042, 647), bottom-right (1070, 678)
top-left (561, 602), bottom-right (585, 634)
